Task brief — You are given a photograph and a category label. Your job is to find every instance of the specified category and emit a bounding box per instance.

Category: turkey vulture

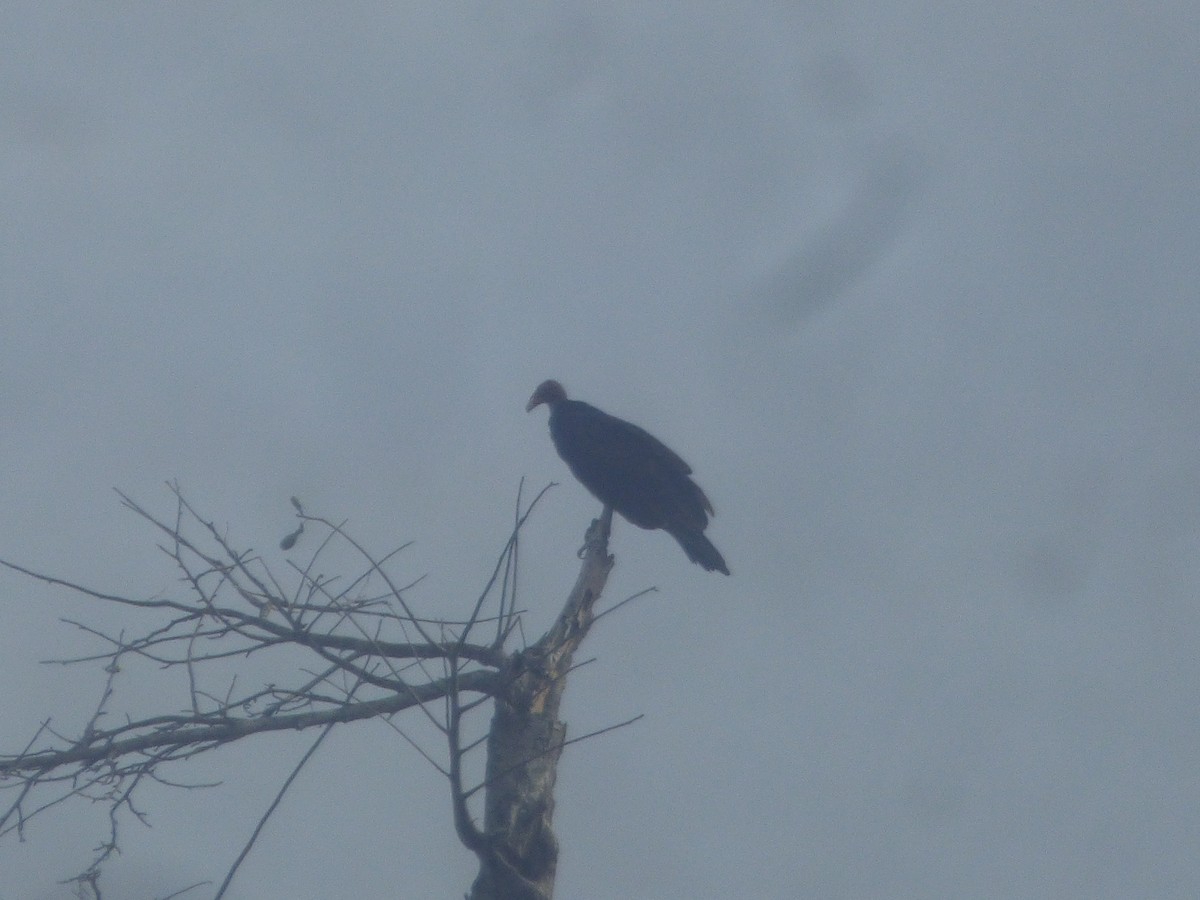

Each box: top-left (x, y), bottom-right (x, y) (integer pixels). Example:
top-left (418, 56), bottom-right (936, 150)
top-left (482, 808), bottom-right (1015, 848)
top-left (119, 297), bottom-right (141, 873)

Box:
top-left (526, 379), bottom-right (729, 575)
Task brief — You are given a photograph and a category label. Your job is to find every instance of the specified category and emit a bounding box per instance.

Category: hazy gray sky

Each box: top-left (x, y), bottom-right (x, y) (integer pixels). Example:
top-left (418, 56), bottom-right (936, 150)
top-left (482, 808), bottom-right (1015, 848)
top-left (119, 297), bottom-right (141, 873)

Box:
top-left (3, 3), bottom-right (1198, 898)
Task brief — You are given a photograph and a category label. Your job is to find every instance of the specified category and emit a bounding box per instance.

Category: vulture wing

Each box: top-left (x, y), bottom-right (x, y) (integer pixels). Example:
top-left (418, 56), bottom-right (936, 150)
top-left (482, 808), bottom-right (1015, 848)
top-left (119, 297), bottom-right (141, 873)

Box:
top-left (550, 400), bottom-right (713, 532)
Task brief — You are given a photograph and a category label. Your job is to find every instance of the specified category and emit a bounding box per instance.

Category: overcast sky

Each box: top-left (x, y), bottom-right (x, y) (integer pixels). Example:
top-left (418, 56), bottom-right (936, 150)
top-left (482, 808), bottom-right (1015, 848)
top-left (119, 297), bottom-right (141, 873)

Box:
top-left (2, 3), bottom-right (1199, 898)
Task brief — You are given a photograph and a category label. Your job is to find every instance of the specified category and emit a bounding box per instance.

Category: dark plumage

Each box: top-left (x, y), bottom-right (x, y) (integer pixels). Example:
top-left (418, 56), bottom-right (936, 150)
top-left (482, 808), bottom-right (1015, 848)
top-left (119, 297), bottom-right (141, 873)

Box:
top-left (526, 379), bottom-right (729, 575)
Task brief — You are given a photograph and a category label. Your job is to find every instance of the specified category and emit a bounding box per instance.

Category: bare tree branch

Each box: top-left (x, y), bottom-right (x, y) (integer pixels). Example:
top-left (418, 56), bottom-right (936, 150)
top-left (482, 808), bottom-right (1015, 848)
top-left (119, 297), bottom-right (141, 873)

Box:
top-left (1, 485), bottom-right (638, 900)
top-left (0, 669), bottom-right (494, 778)
top-left (214, 677), bottom-right (365, 899)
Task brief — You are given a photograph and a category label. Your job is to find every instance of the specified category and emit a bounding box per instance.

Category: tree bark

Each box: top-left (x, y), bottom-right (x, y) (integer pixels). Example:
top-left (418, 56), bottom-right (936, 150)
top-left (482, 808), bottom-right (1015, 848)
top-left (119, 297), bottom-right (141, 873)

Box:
top-left (467, 510), bottom-right (613, 900)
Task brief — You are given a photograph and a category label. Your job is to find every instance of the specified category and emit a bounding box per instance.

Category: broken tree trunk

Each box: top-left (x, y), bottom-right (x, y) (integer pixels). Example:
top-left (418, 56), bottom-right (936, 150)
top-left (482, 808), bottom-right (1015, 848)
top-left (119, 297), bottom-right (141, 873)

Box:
top-left (466, 509), bottom-right (614, 900)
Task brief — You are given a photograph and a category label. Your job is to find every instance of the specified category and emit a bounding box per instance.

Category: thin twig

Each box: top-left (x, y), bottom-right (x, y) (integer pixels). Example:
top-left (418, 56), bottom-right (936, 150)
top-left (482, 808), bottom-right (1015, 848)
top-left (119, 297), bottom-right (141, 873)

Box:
top-left (213, 679), bottom-right (363, 899)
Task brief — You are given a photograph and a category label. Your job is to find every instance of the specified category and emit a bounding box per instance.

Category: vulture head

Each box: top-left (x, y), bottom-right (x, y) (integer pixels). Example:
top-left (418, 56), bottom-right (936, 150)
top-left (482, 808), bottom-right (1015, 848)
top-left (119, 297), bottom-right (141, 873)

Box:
top-left (526, 379), bottom-right (567, 412)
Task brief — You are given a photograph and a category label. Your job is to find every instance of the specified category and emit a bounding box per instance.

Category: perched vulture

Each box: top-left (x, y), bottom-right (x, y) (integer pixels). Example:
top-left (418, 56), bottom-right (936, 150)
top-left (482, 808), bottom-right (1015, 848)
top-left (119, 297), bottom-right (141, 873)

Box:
top-left (526, 379), bottom-right (729, 575)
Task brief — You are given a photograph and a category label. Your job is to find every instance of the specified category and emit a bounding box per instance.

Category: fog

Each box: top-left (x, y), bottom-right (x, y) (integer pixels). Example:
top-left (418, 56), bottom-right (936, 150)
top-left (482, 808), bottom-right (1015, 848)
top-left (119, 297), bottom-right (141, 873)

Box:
top-left (2, 4), bottom-right (1198, 898)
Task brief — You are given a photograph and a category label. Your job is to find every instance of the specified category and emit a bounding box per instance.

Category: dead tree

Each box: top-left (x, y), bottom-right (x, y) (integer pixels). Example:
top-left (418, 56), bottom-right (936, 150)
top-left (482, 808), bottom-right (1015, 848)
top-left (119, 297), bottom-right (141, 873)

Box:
top-left (0, 483), bottom-right (642, 900)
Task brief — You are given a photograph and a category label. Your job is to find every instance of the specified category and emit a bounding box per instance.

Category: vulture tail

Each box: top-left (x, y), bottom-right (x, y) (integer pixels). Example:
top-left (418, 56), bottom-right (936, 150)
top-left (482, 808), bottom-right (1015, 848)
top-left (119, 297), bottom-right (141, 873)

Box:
top-left (669, 528), bottom-right (730, 576)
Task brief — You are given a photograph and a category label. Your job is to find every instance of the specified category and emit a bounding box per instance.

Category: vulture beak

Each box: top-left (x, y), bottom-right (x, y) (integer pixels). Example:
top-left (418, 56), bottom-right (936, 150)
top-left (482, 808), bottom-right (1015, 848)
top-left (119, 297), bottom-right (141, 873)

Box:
top-left (526, 380), bottom-right (564, 413)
